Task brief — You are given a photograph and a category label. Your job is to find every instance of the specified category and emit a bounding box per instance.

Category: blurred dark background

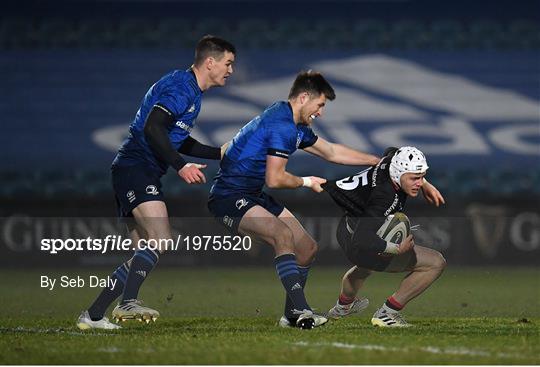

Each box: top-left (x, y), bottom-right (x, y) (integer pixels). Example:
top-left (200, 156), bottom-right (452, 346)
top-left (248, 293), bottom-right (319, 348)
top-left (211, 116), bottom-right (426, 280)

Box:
top-left (1, 0), bottom-right (539, 266)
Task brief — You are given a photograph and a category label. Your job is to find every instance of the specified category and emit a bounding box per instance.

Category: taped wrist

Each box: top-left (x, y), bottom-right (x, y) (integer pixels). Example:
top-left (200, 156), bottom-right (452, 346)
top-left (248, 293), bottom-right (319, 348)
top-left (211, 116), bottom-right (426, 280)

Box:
top-left (302, 177), bottom-right (312, 188)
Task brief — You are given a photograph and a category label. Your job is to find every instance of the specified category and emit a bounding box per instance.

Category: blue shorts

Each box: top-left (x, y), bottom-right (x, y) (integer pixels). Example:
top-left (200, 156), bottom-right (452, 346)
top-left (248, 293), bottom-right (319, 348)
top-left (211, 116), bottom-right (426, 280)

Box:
top-left (208, 192), bottom-right (285, 233)
top-left (112, 163), bottom-right (164, 218)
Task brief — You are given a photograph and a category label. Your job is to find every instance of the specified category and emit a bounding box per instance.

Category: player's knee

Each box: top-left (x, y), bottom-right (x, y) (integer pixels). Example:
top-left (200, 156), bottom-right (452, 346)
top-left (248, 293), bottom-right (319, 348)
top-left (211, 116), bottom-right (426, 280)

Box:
top-left (290, 234), bottom-right (318, 266)
top-left (431, 251), bottom-right (447, 273)
top-left (270, 226), bottom-right (295, 252)
top-left (142, 229), bottom-right (172, 254)
top-left (302, 239), bottom-right (318, 261)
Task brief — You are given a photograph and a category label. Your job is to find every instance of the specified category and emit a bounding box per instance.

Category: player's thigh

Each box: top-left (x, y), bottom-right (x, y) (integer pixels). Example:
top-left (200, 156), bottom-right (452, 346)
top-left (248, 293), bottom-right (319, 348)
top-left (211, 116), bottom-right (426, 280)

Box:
top-left (346, 265), bottom-right (372, 280)
top-left (383, 250), bottom-right (417, 273)
top-left (239, 205), bottom-right (293, 248)
top-left (407, 245), bottom-right (446, 272)
top-left (386, 245), bottom-right (444, 273)
top-left (131, 201), bottom-right (172, 250)
top-left (278, 207), bottom-right (317, 256)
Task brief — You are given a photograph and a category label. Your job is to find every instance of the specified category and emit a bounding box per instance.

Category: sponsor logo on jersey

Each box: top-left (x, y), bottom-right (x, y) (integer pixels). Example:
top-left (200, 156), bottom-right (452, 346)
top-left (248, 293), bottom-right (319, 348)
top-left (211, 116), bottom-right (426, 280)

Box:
top-left (145, 185), bottom-right (159, 195)
top-left (126, 190), bottom-right (136, 203)
top-left (188, 104), bottom-right (196, 113)
top-left (175, 120), bottom-right (193, 133)
top-left (235, 198), bottom-right (249, 210)
top-left (384, 194), bottom-right (401, 217)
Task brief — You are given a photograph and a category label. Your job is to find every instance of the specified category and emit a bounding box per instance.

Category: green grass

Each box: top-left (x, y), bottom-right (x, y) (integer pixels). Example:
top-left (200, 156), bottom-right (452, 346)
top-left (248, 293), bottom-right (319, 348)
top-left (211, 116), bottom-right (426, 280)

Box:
top-left (0, 267), bottom-right (539, 364)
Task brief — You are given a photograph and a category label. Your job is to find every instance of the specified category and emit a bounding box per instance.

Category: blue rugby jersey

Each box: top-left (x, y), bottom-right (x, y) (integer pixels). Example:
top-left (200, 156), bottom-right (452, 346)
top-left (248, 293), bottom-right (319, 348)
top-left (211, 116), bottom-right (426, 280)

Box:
top-left (113, 69), bottom-right (202, 176)
top-left (210, 101), bottom-right (318, 197)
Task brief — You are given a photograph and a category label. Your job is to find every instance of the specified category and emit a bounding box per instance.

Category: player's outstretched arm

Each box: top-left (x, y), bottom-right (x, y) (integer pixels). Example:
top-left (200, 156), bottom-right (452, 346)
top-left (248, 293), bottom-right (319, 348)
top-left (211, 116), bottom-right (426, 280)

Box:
top-left (265, 155), bottom-right (326, 192)
top-left (303, 137), bottom-right (379, 166)
top-left (421, 179), bottom-right (446, 207)
top-left (144, 107), bottom-right (208, 184)
top-left (178, 136), bottom-right (221, 160)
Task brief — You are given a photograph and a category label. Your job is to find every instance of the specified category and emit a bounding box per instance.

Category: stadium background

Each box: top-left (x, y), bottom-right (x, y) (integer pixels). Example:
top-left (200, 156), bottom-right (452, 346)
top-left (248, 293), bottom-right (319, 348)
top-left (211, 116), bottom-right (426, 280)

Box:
top-left (1, 0), bottom-right (539, 268)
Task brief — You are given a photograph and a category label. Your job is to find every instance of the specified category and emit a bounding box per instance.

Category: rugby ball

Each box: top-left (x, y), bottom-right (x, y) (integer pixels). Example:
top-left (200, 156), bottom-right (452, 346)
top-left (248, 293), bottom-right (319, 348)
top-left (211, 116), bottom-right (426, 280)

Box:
top-left (376, 212), bottom-right (411, 243)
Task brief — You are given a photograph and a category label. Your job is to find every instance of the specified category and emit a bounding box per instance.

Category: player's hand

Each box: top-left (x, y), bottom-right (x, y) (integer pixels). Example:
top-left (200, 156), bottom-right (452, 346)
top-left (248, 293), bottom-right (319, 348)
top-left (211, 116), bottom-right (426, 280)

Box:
top-left (220, 141), bottom-right (230, 159)
top-left (302, 176), bottom-right (327, 193)
top-left (397, 235), bottom-right (414, 254)
top-left (421, 180), bottom-right (445, 207)
top-left (178, 163), bottom-right (207, 184)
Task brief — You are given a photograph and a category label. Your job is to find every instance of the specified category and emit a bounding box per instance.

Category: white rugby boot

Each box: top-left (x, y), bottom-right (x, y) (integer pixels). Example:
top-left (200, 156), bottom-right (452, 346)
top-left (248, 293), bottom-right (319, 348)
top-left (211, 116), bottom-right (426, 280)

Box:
top-left (76, 310), bottom-right (121, 330)
top-left (327, 297), bottom-right (369, 319)
top-left (295, 309), bottom-right (328, 329)
top-left (278, 315), bottom-right (295, 328)
top-left (112, 299), bottom-right (160, 323)
top-left (371, 307), bottom-right (411, 327)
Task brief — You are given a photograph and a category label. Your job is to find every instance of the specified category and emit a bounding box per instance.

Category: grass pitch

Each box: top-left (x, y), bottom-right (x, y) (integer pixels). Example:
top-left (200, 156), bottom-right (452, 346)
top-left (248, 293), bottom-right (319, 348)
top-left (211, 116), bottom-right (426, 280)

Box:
top-left (0, 266), bottom-right (538, 364)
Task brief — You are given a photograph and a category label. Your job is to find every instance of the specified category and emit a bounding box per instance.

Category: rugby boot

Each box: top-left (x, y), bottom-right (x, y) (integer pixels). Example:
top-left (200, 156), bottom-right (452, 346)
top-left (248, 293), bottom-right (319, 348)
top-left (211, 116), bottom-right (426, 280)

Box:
top-left (76, 310), bottom-right (121, 330)
top-left (295, 309), bottom-right (328, 329)
top-left (371, 307), bottom-right (411, 327)
top-left (112, 299), bottom-right (159, 323)
top-left (327, 297), bottom-right (369, 319)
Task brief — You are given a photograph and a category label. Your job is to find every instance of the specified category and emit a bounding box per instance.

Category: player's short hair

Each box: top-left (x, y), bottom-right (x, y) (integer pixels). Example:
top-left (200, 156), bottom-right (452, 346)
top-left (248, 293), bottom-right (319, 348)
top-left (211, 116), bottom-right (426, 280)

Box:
top-left (194, 35), bottom-right (236, 66)
top-left (288, 70), bottom-right (336, 101)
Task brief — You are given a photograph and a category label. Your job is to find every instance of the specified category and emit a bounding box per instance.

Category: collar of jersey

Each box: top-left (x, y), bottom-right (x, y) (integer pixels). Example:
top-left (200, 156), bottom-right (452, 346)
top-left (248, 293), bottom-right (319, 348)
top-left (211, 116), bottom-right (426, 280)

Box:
top-left (187, 67), bottom-right (204, 94)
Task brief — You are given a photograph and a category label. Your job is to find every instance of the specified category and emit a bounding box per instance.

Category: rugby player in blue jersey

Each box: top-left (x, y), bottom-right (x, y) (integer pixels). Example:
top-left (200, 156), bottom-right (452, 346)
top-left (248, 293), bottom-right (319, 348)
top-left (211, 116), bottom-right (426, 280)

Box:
top-left (77, 35), bottom-right (236, 330)
top-left (208, 71), bottom-right (444, 329)
top-left (207, 71), bottom-right (382, 329)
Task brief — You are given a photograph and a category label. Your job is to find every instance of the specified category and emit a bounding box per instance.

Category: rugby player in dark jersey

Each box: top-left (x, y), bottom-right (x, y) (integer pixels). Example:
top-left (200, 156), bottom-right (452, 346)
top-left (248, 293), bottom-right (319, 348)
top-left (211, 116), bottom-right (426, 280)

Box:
top-left (208, 71), bottom-right (443, 329)
top-left (77, 36), bottom-right (236, 330)
top-left (323, 147), bottom-right (446, 327)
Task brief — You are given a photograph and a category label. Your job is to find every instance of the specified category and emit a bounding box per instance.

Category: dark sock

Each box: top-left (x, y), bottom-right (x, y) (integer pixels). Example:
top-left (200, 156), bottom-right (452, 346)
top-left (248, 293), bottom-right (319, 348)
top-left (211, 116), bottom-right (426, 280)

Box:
top-left (284, 265), bottom-right (310, 319)
top-left (121, 249), bottom-right (159, 303)
top-left (274, 254), bottom-right (310, 314)
top-left (87, 262), bottom-right (129, 321)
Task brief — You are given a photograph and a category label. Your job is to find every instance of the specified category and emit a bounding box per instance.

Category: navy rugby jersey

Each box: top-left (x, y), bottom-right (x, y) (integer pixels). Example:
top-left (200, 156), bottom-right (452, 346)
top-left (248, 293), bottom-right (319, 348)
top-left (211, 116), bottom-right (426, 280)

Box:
top-left (210, 101), bottom-right (318, 197)
top-left (113, 69), bottom-right (202, 176)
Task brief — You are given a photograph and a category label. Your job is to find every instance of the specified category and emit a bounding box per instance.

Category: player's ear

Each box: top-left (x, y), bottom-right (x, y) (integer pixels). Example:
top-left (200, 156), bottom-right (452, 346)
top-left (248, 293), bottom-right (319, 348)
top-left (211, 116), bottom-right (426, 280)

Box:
top-left (300, 92), bottom-right (309, 104)
top-left (206, 57), bottom-right (215, 70)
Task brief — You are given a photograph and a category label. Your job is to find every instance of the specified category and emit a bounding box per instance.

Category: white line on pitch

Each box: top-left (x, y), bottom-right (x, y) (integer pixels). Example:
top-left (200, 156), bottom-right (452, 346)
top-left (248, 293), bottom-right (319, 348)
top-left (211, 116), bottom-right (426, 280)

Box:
top-left (293, 341), bottom-right (527, 360)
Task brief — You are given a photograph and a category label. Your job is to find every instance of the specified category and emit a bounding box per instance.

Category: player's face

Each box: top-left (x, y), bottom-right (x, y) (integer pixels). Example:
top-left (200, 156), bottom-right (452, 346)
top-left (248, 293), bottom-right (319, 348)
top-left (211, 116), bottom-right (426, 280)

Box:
top-left (208, 51), bottom-right (235, 87)
top-left (400, 172), bottom-right (425, 197)
top-left (300, 93), bottom-right (327, 125)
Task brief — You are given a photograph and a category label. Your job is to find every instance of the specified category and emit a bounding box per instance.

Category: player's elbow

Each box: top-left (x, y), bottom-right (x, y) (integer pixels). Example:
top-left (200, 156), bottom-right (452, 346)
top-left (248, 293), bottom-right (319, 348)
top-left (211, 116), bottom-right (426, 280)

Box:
top-left (266, 176), bottom-right (281, 189)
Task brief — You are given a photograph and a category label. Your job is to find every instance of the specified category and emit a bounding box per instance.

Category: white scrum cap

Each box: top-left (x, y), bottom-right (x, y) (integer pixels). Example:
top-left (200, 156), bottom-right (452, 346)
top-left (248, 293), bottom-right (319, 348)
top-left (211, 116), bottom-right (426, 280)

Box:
top-left (389, 146), bottom-right (429, 185)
